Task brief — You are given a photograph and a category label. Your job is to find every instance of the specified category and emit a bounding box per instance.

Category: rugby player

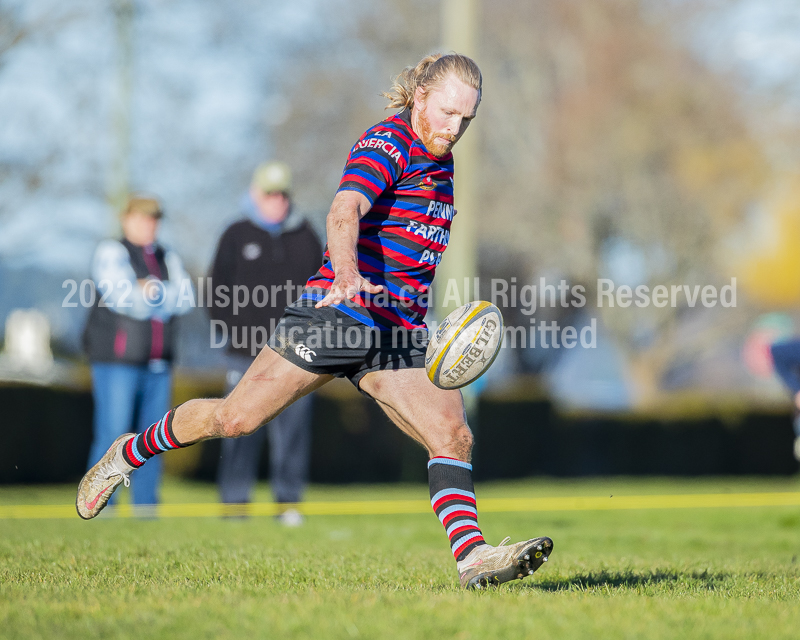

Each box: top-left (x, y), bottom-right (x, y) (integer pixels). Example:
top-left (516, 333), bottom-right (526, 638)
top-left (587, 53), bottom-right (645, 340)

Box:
top-left (77, 53), bottom-right (553, 589)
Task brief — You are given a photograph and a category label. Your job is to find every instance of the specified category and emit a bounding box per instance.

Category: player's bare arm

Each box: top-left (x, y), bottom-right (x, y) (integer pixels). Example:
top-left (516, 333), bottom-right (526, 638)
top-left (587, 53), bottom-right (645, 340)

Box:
top-left (315, 191), bottom-right (383, 308)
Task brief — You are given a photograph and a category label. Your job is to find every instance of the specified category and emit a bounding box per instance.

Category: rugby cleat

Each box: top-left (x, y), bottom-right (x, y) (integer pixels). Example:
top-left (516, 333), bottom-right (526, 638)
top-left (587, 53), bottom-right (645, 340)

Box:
top-left (457, 535), bottom-right (553, 589)
top-left (76, 433), bottom-right (136, 520)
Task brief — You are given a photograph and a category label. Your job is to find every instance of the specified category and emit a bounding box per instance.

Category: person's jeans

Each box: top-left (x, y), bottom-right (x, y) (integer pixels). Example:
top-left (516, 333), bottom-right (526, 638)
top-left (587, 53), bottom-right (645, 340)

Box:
top-left (88, 362), bottom-right (172, 505)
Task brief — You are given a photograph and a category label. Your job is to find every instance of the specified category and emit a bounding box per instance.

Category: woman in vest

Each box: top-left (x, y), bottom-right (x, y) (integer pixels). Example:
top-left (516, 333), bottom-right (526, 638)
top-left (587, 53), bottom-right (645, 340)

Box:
top-left (83, 196), bottom-right (194, 511)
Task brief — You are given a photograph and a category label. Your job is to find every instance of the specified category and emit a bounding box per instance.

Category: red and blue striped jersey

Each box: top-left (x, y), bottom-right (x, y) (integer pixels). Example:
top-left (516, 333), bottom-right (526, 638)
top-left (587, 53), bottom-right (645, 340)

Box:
top-left (301, 109), bottom-right (455, 330)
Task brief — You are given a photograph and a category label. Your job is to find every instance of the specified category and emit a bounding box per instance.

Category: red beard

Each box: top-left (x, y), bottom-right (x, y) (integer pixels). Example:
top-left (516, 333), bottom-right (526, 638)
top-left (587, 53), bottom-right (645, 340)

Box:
top-left (416, 108), bottom-right (457, 158)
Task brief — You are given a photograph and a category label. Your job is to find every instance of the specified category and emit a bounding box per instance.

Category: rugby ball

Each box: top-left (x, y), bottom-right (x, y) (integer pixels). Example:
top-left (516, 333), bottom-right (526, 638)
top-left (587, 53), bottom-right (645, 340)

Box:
top-left (426, 301), bottom-right (504, 389)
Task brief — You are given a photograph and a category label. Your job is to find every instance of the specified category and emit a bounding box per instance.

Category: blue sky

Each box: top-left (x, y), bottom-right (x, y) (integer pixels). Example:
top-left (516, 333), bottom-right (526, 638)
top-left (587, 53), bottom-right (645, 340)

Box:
top-left (0, 0), bottom-right (338, 275)
top-left (700, 0), bottom-right (800, 99)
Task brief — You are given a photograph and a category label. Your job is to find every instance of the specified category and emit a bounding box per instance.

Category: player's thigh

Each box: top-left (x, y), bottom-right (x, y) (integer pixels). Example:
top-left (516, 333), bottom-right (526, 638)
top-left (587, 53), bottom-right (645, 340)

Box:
top-left (359, 367), bottom-right (469, 451)
top-left (216, 345), bottom-right (332, 437)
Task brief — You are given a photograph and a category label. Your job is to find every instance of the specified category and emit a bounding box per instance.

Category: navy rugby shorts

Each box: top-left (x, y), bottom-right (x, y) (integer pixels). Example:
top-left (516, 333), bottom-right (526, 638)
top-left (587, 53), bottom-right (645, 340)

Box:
top-left (267, 300), bottom-right (428, 389)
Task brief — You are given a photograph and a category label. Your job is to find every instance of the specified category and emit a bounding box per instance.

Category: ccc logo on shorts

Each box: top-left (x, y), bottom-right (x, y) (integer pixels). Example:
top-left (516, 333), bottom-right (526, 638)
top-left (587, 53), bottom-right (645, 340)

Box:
top-left (294, 343), bottom-right (316, 363)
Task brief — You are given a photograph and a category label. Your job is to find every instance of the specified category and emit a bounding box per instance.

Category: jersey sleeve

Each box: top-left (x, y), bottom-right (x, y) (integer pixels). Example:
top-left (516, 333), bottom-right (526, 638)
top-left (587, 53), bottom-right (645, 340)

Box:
top-left (337, 129), bottom-right (410, 205)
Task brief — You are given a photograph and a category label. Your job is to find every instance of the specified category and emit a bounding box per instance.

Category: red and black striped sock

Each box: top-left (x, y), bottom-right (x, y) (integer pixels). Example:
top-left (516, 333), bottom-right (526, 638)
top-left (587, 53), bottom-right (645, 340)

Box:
top-left (429, 456), bottom-right (486, 561)
top-left (121, 407), bottom-right (185, 469)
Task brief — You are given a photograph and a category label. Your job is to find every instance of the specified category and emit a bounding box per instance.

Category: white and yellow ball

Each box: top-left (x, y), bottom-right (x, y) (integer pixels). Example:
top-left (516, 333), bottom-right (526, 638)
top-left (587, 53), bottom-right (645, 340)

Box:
top-left (425, 301), bottom-right (504, 390)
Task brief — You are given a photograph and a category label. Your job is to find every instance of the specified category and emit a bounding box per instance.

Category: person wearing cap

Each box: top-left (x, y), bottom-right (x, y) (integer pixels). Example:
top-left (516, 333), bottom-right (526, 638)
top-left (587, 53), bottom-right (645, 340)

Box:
top-left (208, 162), bottom-right (322, 523)
top-left (82, 196), bottom-right (194, 510)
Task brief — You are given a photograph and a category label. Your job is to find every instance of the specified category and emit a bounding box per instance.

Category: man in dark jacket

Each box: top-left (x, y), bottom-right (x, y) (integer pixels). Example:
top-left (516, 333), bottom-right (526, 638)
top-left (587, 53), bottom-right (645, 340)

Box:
top-left (209, 161), bottom-right (322, 523)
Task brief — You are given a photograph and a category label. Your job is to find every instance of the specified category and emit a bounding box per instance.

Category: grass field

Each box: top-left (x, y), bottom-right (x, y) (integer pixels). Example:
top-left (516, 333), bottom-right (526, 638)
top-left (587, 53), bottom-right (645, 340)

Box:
top-left (2, 477), bottom-right (800, 639)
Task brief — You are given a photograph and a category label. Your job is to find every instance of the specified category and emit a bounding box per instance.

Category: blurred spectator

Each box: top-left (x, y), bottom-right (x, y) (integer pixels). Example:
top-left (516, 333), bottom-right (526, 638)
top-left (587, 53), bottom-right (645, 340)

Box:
top-left (83, 196), bottom-right (194, 508)
top-left (769, 340), bottom-right (800, 461)
top-left (209, 162), bottom-right (322, 524)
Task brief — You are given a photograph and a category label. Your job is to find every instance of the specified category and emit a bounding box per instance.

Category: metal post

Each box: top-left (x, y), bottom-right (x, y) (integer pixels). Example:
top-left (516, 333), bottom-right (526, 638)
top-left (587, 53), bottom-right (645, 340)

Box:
top-left (436, 0), bottom-right (480, 317)
top-left (109, 0), bottom-right (134, 214)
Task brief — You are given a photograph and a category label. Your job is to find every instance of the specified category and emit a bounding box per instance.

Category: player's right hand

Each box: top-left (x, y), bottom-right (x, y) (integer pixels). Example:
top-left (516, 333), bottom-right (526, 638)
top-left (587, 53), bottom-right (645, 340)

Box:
top-left (315, 268), bottom-right (383, 308)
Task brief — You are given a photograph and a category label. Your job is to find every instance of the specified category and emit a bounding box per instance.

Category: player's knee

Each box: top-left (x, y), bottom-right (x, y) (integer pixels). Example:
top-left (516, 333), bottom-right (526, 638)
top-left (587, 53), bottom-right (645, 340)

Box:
top-left (213, 405), bottom-right (257, 439)
top-left (449, 422), bottom-right (474, 459)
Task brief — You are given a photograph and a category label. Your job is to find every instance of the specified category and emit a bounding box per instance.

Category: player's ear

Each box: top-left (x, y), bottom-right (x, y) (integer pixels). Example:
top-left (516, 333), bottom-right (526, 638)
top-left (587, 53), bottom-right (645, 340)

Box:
top-left (413, 86), bottom-right (427, 112)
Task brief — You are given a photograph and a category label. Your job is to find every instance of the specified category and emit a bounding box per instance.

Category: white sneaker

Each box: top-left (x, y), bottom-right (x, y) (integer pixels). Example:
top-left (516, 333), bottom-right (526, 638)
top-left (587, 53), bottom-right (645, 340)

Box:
top-left (456, 536), bottom-right (554, 589)
top-left (277, 508), bottom-right (304, 527)
top-left (76, 433), bottom-right (136, 519)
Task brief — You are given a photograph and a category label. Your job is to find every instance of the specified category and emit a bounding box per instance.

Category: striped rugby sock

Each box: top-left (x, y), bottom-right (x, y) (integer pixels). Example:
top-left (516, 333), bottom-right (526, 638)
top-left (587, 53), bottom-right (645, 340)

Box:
top-left (428, 456), bottom-right (487, 561)
top-left (122, 407), bottom-right (185, 469)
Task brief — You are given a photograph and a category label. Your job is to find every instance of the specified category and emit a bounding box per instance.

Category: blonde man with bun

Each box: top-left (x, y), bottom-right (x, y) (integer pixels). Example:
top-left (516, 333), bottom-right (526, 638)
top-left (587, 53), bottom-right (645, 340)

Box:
top-left (78, 54), bottom-right (553, 589)
top-left (82, 196), bottom-right (193, 511)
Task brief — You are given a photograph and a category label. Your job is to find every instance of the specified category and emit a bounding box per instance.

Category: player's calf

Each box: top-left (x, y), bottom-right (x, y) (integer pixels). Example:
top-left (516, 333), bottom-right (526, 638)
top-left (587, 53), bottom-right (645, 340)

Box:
top-left (429, 457), bottom-right (487, 561)
top-left (120, 407), bottom-right (187, 469)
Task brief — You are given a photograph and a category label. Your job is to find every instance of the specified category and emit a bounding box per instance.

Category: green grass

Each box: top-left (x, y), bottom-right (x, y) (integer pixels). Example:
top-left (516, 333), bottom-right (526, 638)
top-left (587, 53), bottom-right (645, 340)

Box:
top-left (2, 478), bottom-right (800, 639)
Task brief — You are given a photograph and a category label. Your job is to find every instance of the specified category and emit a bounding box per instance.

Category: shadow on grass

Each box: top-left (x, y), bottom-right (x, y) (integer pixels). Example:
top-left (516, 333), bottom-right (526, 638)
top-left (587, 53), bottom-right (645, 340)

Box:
top-left (532, 568), bottom-right (730, 592)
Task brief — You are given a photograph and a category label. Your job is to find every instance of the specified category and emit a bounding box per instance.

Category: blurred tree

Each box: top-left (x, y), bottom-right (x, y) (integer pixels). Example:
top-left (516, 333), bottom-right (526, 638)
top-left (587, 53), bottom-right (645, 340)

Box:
top-left (735, 175), bottom-right (800, 307)
top-left (0, 4), bottom-right (81, 67)
top-left (477, 0), bottom-right (771, 403)
top-left (267, 0), bottom-right (779, 404)
top-left (2, 0), bottom-right (794, 395)
top-left (271, 0), bottom-right (439, 223)
top-left (0, 6), bottom-right (26, 64)
top-left (0, 2), bottom-right (83, 225)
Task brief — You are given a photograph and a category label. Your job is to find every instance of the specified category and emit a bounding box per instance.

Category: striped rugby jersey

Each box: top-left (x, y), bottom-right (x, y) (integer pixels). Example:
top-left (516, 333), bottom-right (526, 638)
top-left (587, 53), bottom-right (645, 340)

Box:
top-left (301, 109), bottom-right (455, 330)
